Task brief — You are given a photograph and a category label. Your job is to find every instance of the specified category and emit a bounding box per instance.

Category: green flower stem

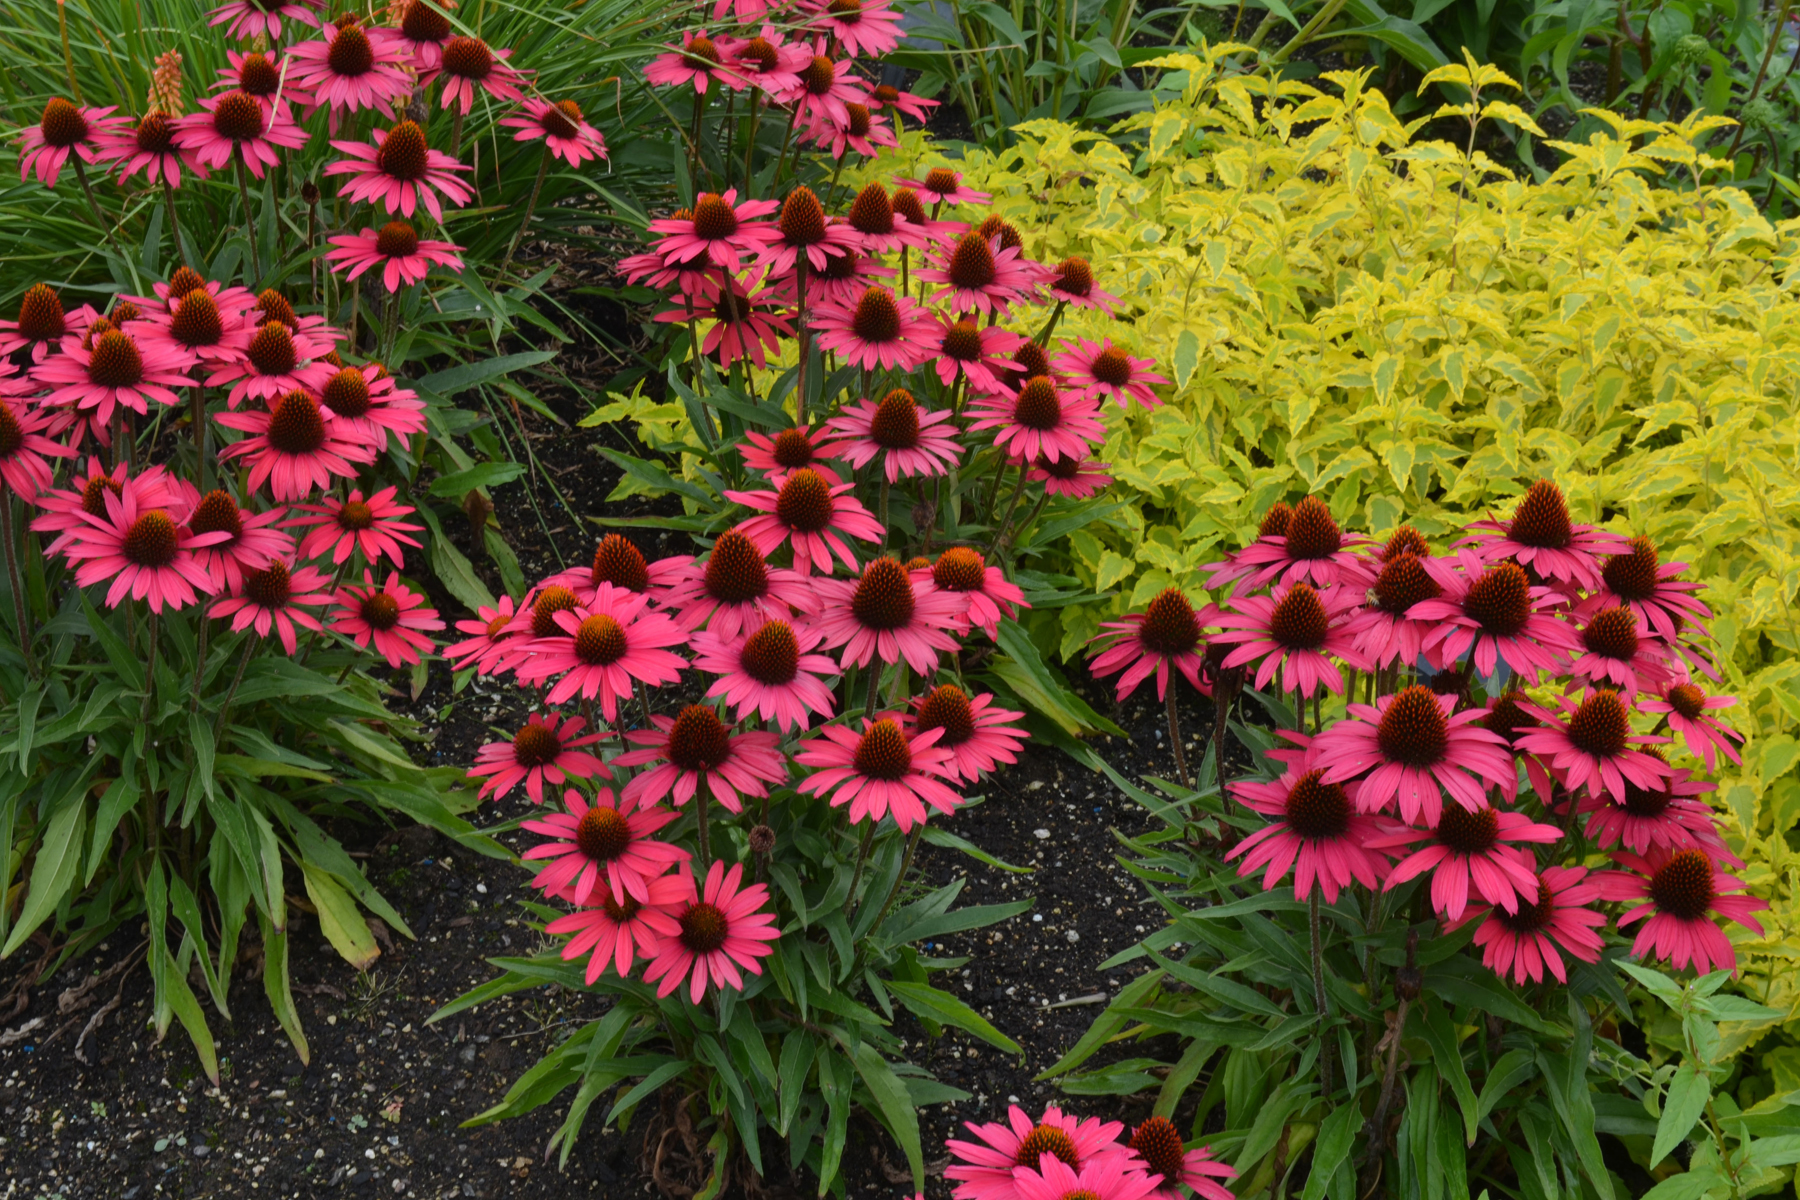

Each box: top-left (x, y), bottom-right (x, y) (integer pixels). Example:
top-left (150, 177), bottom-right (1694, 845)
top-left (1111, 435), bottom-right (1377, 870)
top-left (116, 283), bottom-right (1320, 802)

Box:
top-left (1165, 684), bottom-right (1190, 789)
top-left (1309, 887), bottom-right (1334, 1097)
top-left (501, 145), bottom-right (552, 276)
top-left (1, 496), bottom-right (37, 677)
top-left (140, 609), bottom-right (161, 723)
top-left (213, 637), bottom-right (257, 742)
top-left (234, 158), bottom-right (262, 282)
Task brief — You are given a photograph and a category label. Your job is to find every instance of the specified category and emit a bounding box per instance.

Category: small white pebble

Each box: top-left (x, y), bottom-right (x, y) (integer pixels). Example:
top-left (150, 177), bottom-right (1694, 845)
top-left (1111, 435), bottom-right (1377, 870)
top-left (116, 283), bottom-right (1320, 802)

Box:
top-left (1032, 914), bottom-right (1044, 923)
top-left (1032, 829), bottom-right (1050, 840)
top-left (475, 883), bottom-right (488, 895)
top-left (1065, 930), bottom-right (1079, 943)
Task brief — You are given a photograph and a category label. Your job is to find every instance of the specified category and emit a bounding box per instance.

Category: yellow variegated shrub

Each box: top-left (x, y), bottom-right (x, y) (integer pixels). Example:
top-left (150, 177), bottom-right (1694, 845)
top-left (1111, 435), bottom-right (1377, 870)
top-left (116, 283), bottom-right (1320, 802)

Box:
top-left (865, 48), bottom-right (1800, 1045)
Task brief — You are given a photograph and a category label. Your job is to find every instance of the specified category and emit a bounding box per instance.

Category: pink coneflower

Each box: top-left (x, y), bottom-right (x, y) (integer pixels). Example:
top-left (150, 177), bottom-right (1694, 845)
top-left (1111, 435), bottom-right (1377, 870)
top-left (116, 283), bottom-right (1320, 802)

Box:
top-left (545, 874), bottom-right (687, 984)
top-left (716, 27), bottom-right (808, 92)
top-left (654, 284), bottom-right (794, 371)
top-left (208, 557), bottom-right (332, 654)
top-left (208, 0), bottom-right (321, 41)
top-left (1208, 581), bottom-right (1364, 698)
top-left (1598, 847), bottom-right (1767, 974)
top-left (466, 712), bottom-right (607, 804)
top-left (641, 861), bottom-right (781, 1003)
top-left (1514, 689), bottom-right (1671, 804)
top-left (897, 167), bottom-right (991, 208)
top-left (428, 35), bottom-right (526, 113)
top-left (327, 121), bottom-right (473, 221)
top-left (326, 221), bottom-right (465, 293)
top-left (1026, 452), bottom-right (1112, 498)
top-left (516, 587), bottom-right (688, 716)
top-left (657, 528), bottom-right (819, 638)
top-left (0, 395), bottom-right (75, 500)
top-left (1345, 546), bottom-right (1440, 670)
top-left (1312, 685), bottom-right (1516, 826)
top-left (33, 325), bottom-right (197, 432)
top-left (933, 318), bottom-right (1025, 394)
top-left (31, 460), bottom-right (179, 552)
top-left (1410, 550), bottom-right (1578, 682)
top-left (1567, 605), bottom-right (1669, 698)
top-left (914, 547), bottom-right (1026, 640)
top-left (17, 98), bottom-right (125, 189)
top-left (946, 1105), bottom-right (1131, 1200)
top-left (1228, 751), bottom-right (1386, 904)
top-left (133, 285), bottom-right (256, 368)
top-left (806, 245), bottom-right (894, 306)
top-left (691, 618), bottom-right (839, 731)
top-left (1581, 535), bottom-right (1711, 643)
top-left (739, 425), bottom-right (847, 486)
top-left (1203, 496), bottom-right (1370, 591)
top-left (1052, 337), bottom-right (1168, 410)
top-left (444, 595), bottom-right (523, 674)
top-left (807, 101), bottom-right (897, 161)
top-left (183, 487), bottom-right (293, 593)
top-left (804, 0), bottom-right (904, 56)
top-left (522, 787), bottom-right (688, 907)
top-left (0, 284), bottom-right (91, 364)
top-left (1574, 750), bottom-right (1732, 860)
top-left (1089, 588), bottom-right (1207, 702)
top-left (93, 110), bottom-right (205, 188)
top-left (288, 16), bottom-right (413, 119)
top-left (615, 704), bottom-right (787, 813)
top-left (1124, 1117), bottom-right (1236, 1200)
top-left (1370, 803), bottom-right (1561, 921)
top-left (215, 390), bottom-right (375, 502)
top-left (213, 49), bottom-right (316, 113)
top-left (756, 185), bottom-right (860, 279)
top-left (542, 533), bottom-right (686, 606)
top-left (1010, 1155), bottom-right (1158, 1200)
top-left (966, 376), bottom-right (1104, 466)
top-left (809, 557), bottom-right (965, 673)
top-left (1449, 865), bottom-right (1606, 985)
top-left (173, 90), bottom-right (308, 179)
top-left (810, 284), bottom-right (937, 371)
top-left (619, 247), bottom-right (722, 304)
top-left (498, 97), bottom-right (608, 165)
top-left (916, 230), bottom-right (1037, 315)
top-left (330, 571), bottom-right (443, 666)
top-left (647, 188), bottom-right (778, 274)
top-left (865, 81), bottom-right (939, 124)
top-left (60, 477), bottom-right (227, 612)
top-left (778, 54), bottom-right (868, 130)
top-left (644, 31), bottom-right (734, 94)
top-left (1641, 679), bottom-right (1742, 770)
top-left (827, 389), bottom-right (962, 481)
top-left (1044, 257), bottom-right (1120, 313)
top-left (907, 685), bottom-right (1026, 782)
top-left (1460, 479), bottom-right (1626, 594)
top-left (317, 362), bottom-right (425, 448)
top-left (726, 467), bottom-right (883, 576)
top-left (796, 716), bottom-right (961, 832)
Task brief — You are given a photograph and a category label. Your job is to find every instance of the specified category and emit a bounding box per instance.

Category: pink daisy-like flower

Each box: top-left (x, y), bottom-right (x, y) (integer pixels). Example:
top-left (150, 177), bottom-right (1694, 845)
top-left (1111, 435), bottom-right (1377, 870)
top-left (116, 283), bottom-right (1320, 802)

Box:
top-left (865, 81), bottom-right (940, 125)
top-left (1312, 685), bottom-right (1516, 826)
top-left (738, 425), bottom-right (847, 486)
top-left (444, 595), bottom-right (523, 675)
top-left (182, 487), bottom-right (294, 594)
top-left (173, 90), bottom-right (308, 180)
top-left (808, 557), bottom-right (965, 674)
top-left (716, 27), bottom-right (808, 92)
top-left (916, 230), bottom-right (1039, 315)
top-left (1208, 581), bottom-right (1365, 699)
top-left (1448, 865), bottom-right (1607, 985)
top-left (515, 587), bottom-right (688, 717)
top-left (522, 786), bottom-right (688, 907)
top-left (1513, 689), bottom-right (1671, 805)
top-left (897, 167), bottom-right (992, 209)
top-left (467, 712), bottom-right (607, 805)
top-left (288, 16), bottom-right (413, 119)
top-left (1597, 847), bottom-right (1767, 975)
top-left (1410, 549), bottom-right (1578, 683)
top-left (329, 570), bottom-right (443, 667)
top-left (213, 49), bottom-right (317, 114)
top-left (1202, 496), bottom-right (1372, 591)
top-left (966, 375), bottom-right (1104, 466)
top-left (615, 704), bottom-right (787, 813)
top-left (291, 489), bottom-right (424, 572)
top-left (1567, 605), bottom-right (1670, 698)
top-left (647, 188), bottom-right (778, 275)
top-left (914, 547), bottom-right (1027, 641)
top-left (92, 110), bottom-right (205, 188)
top-left (326, 221), bottom-right (465, 293)
top-left (389, 0), bottom-right (454, 71)
top-left (544, 874), bottom-right (686, 985)
top-left (807, 245), bottom-right (894, 306)
top-left (653, 284), bottom-right (795, 371)
top-left (498, 97), bottom-right (608, 166)
top-left (1026, 451), bottom-right (1112, 498)
top-left (1581, 535), bottom-right (1711, 644)
top-left (208, 0), bottom-right (321, 41)
top-left (1460, 479), bottom-right (1627, 594)
top-left (1574, 749), bottom-right (1734, 861)
top-left (0, 394), bottom-right (76, 500)
top-left (1044, 256), bottom-right (1121, 314)
top-left (1641, 679), bottom-right (1743, 770)
top-left (208, 557), bottom-right (333, 654)
top-left (215, 390), bottom-right (376, 502)
top-left (827, 389), bottom-right (962, 481)
top-left (807, 101), bottom-right (897, 161)
top-left (907, 685), bottom-right (1027, 782)
top-left (1371, 803), bottom-right (1562, 921)
top-left (841, 181), bottom-right (932, 256)
top-left (796, 715), bottom-right (961, 832)
top-left (619, 247), bottom-right (723, 305)
top-left (657, 528), bottom-right (820, 638)
top-left (1052, 337), bottom-right (1169, 410)
top-left (1010, 1155), bottom-right (1158, 1200)
top-left (132, 284), bottom-right (257, 368)
top-left (644, 31), bottom-right (734, 95)
top-left (726, 467), bottom-right (883, 576)
top-left (541, 533), bottom-right (686, 607)
top-left (0, 284), bottom-right (91, 364)
top-left (1089, 587), bottom-right (1208, 702)
top-left (31, 460), bottom-right (179, 553)
top-left (777, 54), bottom-right (868, 130)
top-left (315, 362), bottom-right (425, 449)
top-left (34, 325), bottom-right (197, 434)
top-left (691, 618), bottom-right (839, 731)
top-left (641, 860), bottom-right (781, 1003)
top-left (1344, 537), bottom-right (1440, 670)
top-left (1124, 1116), bottom-right (1236, 1200)
top-left (17, 98), bottom-right (125, 189)
top-left (426, 35), bottom-right (526, 113)
top-left (60, 476), bottom-right (229, 612)
top-left (1228, 748), bottom-right (1387, 904)
top-left (755, 185), bottom-right (861, 280)
top-left (804, 0), bottom-right (904, 56)
top-left (946, 1105), bottom-right (1132, 1200)
top-left (809, 284), bottom-right (939, 372)
top-left (933, 318), bottom-right (1026, 394)
top-left (327, 121), bottom-right (473, 222)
